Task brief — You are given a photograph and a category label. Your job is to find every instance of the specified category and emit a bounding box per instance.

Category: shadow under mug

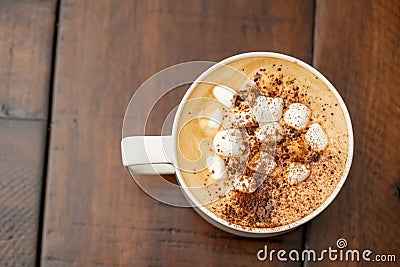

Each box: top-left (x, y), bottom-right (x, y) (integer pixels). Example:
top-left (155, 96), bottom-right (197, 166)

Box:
top-left (121, 52), bottom-right (354, 237)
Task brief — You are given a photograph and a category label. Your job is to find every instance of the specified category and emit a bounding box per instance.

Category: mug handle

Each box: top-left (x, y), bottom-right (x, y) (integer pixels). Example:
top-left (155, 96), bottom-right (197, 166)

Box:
top-left (121, 136), bottom-right (175, 174)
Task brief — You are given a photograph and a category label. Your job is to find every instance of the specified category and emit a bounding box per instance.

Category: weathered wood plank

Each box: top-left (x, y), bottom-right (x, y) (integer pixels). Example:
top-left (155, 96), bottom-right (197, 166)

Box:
top-left (0, 120), bottom-right (47, 266)
top-left (0, 0), bottom-right (56, 120)
top-left (42, 0), bottom-right (315, 266)
top-left (306, 0), bottom-right (400, 265)
top-left (0, 0), bottom-right (56, 266)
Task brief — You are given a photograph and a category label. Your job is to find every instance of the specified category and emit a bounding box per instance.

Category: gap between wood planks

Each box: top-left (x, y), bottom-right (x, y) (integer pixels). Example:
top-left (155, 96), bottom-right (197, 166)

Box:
top-left (35, 0), bottom-right (61, 266)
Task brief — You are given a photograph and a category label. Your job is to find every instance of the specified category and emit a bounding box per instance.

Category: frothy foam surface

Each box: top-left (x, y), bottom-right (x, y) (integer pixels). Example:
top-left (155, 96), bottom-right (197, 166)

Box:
top-left (177, 56), bottom-right (349, 228)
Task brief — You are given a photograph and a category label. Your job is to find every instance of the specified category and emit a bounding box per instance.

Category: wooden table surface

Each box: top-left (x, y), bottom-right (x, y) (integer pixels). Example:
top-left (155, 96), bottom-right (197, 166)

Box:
top-left (0, 0), bottom-right (399, 266)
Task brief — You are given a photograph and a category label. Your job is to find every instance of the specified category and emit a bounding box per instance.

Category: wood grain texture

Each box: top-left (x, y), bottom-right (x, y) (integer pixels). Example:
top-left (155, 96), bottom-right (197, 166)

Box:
top-left (0, 0), bottom-right (56, 266)
top-left (0, 0), bottom-right (56, 120)
top-left (305, 0), bottom-right (400, 266)
top-left (42, 0), bottom-right (314, 266)
top-left (0, 120), bottom-right (47, 266)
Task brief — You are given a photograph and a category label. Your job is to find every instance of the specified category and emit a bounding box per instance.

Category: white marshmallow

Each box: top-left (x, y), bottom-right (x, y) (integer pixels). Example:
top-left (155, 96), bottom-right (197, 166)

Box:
top-left (206, 156), bottom-right (227, 180)
top-left (213, 85), bottom-right (237, 108)
top-left (248, 151), bottom-right (276, 175)
top-left (255, 122), bottom-right (284, 142)
top-left (284, 103), bottom-right (311, 130)
top-left (305, 123), bottom-right (328, 151)
top-left (213, 129), bottom-right (246, 157)
top-left (286, 163), bottom-right (310, 184)
top-left (253, 96), bottom-right (283, 123)
top-left (234, 175), bottom-right (258, 193)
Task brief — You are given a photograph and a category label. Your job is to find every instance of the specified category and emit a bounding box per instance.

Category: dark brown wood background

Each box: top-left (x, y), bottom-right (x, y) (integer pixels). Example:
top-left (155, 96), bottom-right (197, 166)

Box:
top-left (0, 0), bottom-right (398, 266)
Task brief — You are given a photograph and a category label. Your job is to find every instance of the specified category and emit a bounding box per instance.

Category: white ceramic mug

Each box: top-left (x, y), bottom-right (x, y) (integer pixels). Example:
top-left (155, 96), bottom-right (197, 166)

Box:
top-left (121, 52), bottom-right (354, 237)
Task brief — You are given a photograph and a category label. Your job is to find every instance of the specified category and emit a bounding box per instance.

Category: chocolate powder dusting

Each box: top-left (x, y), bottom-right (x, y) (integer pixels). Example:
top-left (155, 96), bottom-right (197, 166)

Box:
top-left (222, 179), bottom-right (277, 227)
top-left (221, 90), bottom-right (317, 227)
top-left (178, 57), bottom-right (349, 229)
top-left (237, 83), bottom-right (263, 106)
top-left (218, 66), bottom-right (346, 228)
top-left (221, 116), bottom-right (320, 227)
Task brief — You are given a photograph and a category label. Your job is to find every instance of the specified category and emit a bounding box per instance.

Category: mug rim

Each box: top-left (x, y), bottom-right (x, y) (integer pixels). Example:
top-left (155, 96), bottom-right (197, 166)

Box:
top-left (172, 51), bottom-right (354, 235)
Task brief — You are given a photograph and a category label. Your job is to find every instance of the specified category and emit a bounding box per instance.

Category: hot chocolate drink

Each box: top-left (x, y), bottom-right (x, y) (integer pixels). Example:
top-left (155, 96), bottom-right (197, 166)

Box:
top-left (176, 56), bottom-right (349, 228)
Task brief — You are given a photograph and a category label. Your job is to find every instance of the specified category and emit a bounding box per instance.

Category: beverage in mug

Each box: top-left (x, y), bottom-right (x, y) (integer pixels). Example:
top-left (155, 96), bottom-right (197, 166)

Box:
top-left (177, 55), bottom-right (351, 229)
top-left (122, 52), bottom-right (354, 236)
